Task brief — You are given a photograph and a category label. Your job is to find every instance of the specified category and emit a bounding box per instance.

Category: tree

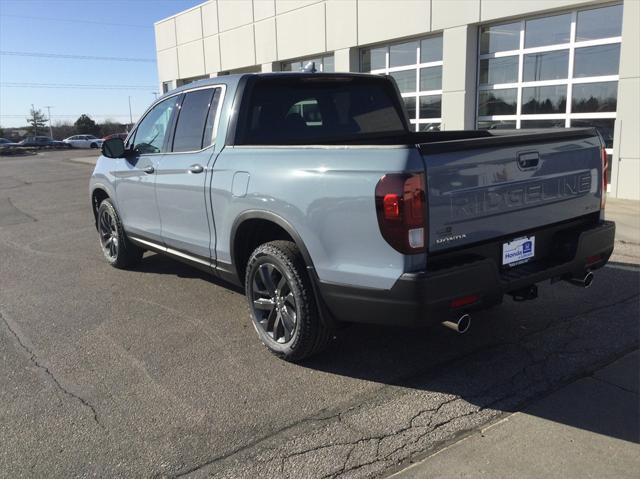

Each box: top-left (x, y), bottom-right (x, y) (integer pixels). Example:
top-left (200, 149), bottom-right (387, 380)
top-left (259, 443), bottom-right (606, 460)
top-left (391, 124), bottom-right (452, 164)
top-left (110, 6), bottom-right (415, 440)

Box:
top-left (27, 108), bottom-right (48, 136)
top-left (74, 114), bottom-right (98, 135)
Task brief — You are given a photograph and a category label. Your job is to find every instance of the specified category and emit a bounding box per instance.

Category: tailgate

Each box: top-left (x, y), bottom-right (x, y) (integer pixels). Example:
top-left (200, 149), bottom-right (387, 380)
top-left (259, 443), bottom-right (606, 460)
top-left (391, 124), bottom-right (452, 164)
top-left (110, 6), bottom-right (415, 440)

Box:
top-left (420, 129), bottom-right (603, 253)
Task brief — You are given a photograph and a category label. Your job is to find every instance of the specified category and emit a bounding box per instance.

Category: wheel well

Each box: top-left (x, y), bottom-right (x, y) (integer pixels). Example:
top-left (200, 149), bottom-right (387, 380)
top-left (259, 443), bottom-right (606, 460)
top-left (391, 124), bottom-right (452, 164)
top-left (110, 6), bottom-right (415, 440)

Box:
top-left (91, 188), bottom-right (109, 223)
top-left (233, 219), bottom-right (296, 284)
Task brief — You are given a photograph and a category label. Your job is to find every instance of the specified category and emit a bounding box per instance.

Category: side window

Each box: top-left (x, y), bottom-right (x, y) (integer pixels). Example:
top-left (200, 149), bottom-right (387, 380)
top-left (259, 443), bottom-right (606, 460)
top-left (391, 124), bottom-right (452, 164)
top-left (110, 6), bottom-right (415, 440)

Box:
top-left (172, 88), bottom-right (221, 152)
top-left (202, 88), bottom-right (222, 148)
top-left (133, 96), bottom-right (177, 154)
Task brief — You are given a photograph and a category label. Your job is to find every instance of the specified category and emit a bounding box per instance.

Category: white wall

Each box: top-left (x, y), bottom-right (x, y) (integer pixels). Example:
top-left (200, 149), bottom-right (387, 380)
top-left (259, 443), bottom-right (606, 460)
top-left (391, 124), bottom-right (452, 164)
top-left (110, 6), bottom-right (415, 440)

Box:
top-left (155, 0), bottom-right (639, 198)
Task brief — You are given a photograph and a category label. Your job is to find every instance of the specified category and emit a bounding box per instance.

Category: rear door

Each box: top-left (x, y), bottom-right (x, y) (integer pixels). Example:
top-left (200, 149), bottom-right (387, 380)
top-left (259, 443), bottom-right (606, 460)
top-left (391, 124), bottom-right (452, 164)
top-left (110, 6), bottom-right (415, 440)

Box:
top-left (155, 85), bottom-right (225, 261)
top-left (421, 129), bottom-right (603, 253)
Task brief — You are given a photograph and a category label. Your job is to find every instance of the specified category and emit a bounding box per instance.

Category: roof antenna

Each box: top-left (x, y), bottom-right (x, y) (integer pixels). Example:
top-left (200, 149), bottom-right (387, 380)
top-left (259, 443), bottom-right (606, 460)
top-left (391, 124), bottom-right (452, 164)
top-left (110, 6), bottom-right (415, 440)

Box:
top-left (302, 61), bottom-right (317, 73)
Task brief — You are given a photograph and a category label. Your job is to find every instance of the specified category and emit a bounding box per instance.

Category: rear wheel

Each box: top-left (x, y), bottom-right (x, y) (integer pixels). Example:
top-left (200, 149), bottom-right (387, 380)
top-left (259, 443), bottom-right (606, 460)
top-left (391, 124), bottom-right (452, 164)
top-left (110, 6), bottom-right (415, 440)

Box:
top-left (97, 198), bottom-right (143, 269)
top-left (245, 241), bottom-right (331, 361)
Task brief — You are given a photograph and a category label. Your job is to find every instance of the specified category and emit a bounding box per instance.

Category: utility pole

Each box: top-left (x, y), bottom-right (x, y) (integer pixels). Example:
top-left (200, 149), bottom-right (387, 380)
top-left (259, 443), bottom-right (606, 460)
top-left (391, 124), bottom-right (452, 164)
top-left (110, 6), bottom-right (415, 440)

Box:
top-left (45, 106), bottom-right (53, 139)
top-left (31, 104), bottom-right (37, 136)
top-left (128, 96), bottom-right (133, 127)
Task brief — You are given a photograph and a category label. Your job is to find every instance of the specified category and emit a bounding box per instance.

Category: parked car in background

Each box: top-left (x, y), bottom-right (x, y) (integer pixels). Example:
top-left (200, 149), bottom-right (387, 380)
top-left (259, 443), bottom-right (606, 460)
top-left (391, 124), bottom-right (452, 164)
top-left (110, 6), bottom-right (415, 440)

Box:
top-left (0, 138), bottom-right (13, 148)
top-left (102, 133), bottom-right (128, 141)
top-left (19, 136), bottom-right (68, 148)
top-left (63, 135), bottom-right (103, 149)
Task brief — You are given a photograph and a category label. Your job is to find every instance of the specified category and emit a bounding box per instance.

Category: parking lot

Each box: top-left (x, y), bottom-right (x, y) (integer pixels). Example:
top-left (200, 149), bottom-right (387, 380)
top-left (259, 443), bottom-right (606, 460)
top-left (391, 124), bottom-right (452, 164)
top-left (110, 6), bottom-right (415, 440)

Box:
top-left (1, 150), bottom-right (638, 478)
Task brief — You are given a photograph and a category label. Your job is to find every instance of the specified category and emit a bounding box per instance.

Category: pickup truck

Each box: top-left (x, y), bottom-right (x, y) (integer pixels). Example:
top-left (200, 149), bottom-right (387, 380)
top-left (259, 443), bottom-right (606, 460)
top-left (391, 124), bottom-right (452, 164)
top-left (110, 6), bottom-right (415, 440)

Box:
top-left (91, 73), bottom-right (615, 361)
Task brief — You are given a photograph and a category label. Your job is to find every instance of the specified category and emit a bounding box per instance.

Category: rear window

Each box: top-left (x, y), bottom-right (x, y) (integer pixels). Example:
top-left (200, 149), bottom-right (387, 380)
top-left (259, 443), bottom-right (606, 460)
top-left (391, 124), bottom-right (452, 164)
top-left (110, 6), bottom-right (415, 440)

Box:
top-left (235, 75), bottom-right (407, 145)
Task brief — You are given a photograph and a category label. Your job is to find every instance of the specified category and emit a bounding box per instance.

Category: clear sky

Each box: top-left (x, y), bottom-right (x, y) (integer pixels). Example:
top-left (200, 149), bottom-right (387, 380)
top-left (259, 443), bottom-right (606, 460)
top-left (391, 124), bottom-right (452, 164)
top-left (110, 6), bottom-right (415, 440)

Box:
top-left (0, 0), bottom-right (203, 128)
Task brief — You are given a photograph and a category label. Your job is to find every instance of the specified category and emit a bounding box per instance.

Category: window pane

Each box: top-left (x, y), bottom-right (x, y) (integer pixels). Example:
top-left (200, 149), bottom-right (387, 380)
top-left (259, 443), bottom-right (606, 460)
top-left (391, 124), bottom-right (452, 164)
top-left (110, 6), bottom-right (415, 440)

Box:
top-left (202, 88), bottom-right (222, 147)
top-left (133, 97), bottom-right (176, 154)
top-left (322, 55), bottom-right (334, 73)
top-left (281, 62), bottom-right (293, 72)
top-left (576, 4), bottom-right (623, 41)
top-left (574, 44), bottom-right (621, 78)
top-left (571, 118), bottom-right (615, 148)
top-left (523, 50), bottom-right (569, 81)
top-left (479, 57), bottom-right (518, 85)
top-left (572, 82), bottom-right (617, 113)
top-left (477, 120), bottom-right (517, 130)
top-left (419, 122), bottom-right (441, 132)
top-left (419, 66), bottom-right (442, 91)
top-left (419, 95), bottom-right (442, 119)
top-left (173, 89), bottom-right (215, 152)
top-left (420, 36), bottom-right (443, 63)
top-left (520, 119), bottom-right (566, 128)
top-left (525, 13), bottom-right (571, 48)
top-left (361, 47), bottom-right (386, 71)
top-left (403, 97), bottom-right (416, 120)
top-left (480, 22), bottom-right (520, 54)
top-left (389, 70), bottom-right (416, 93)
top-left (522, 85), bottom-right (567, 114)
top-left (478, 89), bottom-right (517, 115)
top-left (389, 40), bottom-right (418, 67)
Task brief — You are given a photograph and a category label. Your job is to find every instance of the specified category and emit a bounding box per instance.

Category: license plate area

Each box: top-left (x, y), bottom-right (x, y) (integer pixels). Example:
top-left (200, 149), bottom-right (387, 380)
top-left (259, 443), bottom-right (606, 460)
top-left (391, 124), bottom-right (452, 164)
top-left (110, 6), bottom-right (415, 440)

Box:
top-left (502, 236), bottom-right (535, 267)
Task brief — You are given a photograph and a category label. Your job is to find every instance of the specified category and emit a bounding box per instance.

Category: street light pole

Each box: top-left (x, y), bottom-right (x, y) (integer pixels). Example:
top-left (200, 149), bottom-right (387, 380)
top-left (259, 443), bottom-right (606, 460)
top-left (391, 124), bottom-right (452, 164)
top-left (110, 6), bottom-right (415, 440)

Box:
top-left (31, 103), bottom-right (37, 136)
top-left (45, 106), bottom-right (53, 139)
top-left (128, 96), bottom-right (133, 127)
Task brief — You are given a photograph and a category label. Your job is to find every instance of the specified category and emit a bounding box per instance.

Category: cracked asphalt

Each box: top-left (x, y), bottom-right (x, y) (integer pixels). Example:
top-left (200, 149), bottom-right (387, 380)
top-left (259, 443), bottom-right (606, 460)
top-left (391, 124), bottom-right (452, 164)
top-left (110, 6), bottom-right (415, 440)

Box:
top-left (1, 150), bottom-right (638, 479)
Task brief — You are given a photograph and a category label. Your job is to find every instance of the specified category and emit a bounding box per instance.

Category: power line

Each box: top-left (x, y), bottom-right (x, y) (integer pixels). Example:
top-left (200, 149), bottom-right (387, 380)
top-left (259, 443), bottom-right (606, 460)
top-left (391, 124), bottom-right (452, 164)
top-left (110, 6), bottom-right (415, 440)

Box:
top-left (0, 82), bottom-right (156, 90)
top-left (0, 13), bottom-right (151, 29)
top-left (0, 114), bottom-right (139, 118)
top-left (0, 50), bottom-right (156, 63)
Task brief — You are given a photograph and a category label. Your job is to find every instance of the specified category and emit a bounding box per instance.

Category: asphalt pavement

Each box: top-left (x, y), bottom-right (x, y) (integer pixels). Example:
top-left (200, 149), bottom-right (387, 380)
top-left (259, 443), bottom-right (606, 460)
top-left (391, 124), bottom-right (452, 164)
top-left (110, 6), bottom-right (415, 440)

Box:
top-left (1, 150), bottom-right (638, 478)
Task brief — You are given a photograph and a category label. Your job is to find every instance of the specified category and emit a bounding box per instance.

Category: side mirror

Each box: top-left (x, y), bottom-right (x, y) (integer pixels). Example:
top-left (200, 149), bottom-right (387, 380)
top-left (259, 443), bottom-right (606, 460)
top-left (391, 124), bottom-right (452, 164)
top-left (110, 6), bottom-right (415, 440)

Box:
top-left (102, 138), bottom-right (126, 158)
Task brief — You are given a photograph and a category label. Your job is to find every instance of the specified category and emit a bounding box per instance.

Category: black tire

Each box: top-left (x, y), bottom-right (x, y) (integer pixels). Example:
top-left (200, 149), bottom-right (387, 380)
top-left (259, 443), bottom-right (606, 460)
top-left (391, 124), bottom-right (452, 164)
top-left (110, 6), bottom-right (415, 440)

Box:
top-left (90, 143), bottom-right (98, 149)
top-left (97, 198), bottom-right (143, 269)
top-left (245, 240), bottom-right (331, 361)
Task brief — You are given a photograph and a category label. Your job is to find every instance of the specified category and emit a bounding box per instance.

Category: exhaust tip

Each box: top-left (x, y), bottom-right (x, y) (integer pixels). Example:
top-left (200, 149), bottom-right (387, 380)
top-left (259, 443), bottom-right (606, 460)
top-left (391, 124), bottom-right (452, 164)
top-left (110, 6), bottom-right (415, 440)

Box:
top-left (584, 271), bottom-right (594, 288)
top-left (442, 313), bottom-right (471, 334)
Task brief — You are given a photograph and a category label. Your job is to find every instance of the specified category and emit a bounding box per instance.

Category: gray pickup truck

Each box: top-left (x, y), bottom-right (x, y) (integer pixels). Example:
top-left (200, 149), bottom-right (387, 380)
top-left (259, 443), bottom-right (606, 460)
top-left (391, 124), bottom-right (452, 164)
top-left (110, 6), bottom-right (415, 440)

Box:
top-left (91, 73), bottom-right (615, 361)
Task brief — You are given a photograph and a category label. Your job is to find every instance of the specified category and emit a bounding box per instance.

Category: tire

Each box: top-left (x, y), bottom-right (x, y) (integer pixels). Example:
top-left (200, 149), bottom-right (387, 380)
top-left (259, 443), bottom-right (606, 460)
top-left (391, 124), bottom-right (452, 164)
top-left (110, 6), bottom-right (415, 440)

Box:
top-left (245, 240), bottom-right (332, 361)
top-left (96, 198), bottom-right (143, 269)
top-left (90, 143), bottom-right (98, 149)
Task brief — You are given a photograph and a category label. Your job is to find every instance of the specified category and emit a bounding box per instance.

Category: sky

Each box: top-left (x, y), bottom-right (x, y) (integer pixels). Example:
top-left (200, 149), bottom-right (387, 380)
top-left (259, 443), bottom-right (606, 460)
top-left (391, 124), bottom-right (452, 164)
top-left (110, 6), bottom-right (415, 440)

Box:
top-left (0, 0), bottom-right (203, 129)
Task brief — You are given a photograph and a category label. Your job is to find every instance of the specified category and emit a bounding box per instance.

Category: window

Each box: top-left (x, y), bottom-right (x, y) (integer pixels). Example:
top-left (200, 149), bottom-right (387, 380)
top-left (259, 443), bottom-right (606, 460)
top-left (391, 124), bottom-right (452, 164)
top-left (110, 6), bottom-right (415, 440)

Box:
top-left (476, 4), bottom-right (623, 184)
top-left (360, 34), bottom-right (443, 131)
top-left (236, 76), bottom-right (406, 145)
top-left (172, 88), bottom-right (222, 152)
top-left (281, 54), bottom-right (334, 72)
top-left (132, 96), bottom-right (177, 154)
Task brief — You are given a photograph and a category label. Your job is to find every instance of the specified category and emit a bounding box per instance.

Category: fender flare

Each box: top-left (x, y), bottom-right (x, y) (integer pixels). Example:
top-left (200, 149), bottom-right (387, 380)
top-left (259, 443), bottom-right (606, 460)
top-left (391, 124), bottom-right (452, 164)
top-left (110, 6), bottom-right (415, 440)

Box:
top-left (229, 210), bottom-right (337, 328)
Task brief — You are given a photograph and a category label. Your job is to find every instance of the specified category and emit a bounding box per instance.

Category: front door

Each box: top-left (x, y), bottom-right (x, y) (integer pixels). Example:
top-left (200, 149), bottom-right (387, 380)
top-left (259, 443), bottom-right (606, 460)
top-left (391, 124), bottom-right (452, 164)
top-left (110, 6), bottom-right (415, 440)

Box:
top-left (155, 86), bottom-right (224, 261)
top-left (115, 95), bottom-right (178, 241)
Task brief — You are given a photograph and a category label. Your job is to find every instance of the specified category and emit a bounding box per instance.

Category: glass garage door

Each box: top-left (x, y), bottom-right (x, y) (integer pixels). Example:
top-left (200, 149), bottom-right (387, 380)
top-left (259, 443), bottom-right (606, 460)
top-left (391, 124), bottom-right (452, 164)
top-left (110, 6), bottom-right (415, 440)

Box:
top-left (477, 3), bottom-right (623, 184)
top-left (361, 35), bottom-right (443, 132)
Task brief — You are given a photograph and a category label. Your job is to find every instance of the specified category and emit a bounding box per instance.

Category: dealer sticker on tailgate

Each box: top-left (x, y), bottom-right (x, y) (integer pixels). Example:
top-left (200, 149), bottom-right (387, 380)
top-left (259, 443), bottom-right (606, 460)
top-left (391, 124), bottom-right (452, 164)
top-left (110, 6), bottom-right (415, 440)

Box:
top-left (502, 236), bottom-right (535, 267)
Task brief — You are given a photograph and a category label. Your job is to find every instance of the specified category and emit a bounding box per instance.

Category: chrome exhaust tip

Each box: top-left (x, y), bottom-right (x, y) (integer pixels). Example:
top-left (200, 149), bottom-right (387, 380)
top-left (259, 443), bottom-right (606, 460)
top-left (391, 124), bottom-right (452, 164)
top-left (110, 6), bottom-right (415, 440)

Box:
top-left (565, 271), bottom-right (594, 289)
top-left (442, 313), bottom-right (471, 334)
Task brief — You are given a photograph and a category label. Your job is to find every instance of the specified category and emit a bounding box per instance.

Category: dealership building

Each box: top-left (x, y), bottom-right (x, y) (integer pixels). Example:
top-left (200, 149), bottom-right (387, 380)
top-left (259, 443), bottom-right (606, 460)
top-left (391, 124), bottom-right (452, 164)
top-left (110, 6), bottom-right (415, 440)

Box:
top-left (155, 0), bottom-right (640, 199)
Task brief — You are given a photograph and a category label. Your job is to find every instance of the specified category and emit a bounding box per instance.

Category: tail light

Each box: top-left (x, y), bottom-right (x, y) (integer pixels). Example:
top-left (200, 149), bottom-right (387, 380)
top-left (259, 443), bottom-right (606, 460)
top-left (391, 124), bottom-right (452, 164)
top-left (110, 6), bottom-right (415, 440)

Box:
top-left (601, 146), bottom-right (608, 209)
top-left (375, 173), bottom-right (426, 254)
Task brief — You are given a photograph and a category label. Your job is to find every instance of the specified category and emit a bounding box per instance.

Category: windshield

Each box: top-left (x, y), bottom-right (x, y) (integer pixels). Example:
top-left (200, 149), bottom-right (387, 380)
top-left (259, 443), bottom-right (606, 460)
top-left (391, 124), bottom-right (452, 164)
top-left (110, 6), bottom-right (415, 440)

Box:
top-left (235, 75), bottom-right (408, 145)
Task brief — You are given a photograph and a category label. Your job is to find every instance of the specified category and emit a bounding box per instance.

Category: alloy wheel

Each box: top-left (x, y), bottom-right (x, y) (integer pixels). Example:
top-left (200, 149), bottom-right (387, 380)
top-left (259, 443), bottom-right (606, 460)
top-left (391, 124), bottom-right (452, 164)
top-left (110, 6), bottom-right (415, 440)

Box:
top-left (250, 263), bottom-right (298, 344)
top-left (98, 209), bottom-right (118, 260)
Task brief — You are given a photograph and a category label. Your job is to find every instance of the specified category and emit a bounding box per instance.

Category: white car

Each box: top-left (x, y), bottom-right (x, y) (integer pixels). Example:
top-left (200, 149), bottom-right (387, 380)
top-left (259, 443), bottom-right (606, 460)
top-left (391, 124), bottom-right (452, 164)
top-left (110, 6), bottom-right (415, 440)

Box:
top-left (63, 135), bottom-right (103, 149)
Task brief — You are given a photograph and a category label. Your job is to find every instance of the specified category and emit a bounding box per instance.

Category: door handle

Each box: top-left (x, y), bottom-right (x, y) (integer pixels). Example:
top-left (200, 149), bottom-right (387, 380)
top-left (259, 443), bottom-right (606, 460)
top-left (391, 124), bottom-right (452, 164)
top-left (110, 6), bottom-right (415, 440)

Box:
top-left (189, 164), bottom-right (204, 174)
top-left (143, 166), bottom-right (155, 174)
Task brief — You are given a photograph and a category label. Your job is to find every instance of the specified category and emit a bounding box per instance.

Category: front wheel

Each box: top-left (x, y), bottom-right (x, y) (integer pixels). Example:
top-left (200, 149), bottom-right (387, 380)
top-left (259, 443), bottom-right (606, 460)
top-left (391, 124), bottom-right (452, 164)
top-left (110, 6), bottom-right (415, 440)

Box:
top-left (90, 142), bottom-right (98, 149)
top-left (245, 241), bottom-right (331, 361)
top-left (97, 198), bottom-right (143, 269)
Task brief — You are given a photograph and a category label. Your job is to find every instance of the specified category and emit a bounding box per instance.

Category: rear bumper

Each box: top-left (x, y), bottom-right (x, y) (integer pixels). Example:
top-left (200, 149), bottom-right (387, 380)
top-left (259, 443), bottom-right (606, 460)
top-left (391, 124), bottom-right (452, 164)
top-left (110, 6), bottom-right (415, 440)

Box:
top-left (318, 220), bottom-right (615, 326)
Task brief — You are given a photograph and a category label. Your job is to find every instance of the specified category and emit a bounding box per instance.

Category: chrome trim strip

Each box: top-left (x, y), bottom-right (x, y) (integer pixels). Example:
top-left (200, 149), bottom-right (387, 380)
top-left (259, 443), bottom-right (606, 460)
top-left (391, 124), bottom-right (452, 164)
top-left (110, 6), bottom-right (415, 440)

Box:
top-left (129, 236), bottom-right (213, 267)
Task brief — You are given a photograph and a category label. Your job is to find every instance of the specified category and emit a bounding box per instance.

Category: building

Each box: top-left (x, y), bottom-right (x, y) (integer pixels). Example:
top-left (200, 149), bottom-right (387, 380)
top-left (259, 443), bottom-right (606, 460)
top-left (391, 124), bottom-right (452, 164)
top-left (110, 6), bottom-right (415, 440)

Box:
top-left (154, 0), bottom-right (640, 199)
